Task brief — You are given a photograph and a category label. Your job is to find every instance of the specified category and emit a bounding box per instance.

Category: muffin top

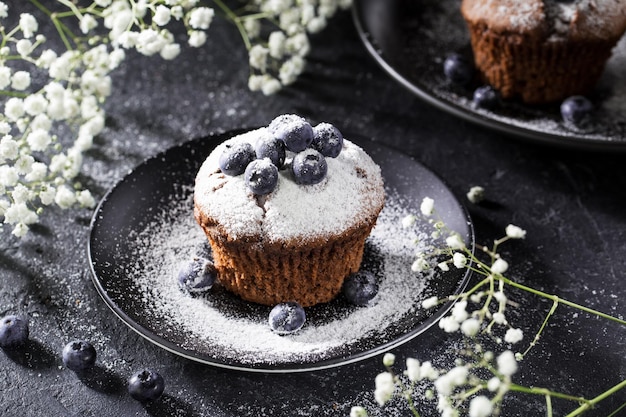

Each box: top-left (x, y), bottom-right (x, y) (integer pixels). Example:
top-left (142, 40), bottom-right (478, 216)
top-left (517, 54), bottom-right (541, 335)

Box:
top-left (194, 128), bottom-right (385, 243)
top-left (461, 0), bottom-right (626, 41)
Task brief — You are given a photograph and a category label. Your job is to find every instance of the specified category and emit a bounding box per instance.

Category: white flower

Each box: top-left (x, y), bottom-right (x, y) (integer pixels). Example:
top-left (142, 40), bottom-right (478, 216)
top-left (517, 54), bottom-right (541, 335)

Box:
top-left (504, 328), bottom-right (524, 344)
top-left (469, 395), bottom-right (493, 417)
top-left (0, 66), bottom-right (10, 88)
top-left (39, 186), bottom-right (56, 205)
top-left (434, 366), bottom-right (468, 395)
top-left (19, 13), bottom-right (38, 38)
top-left (248, 74), bottom-right (264, 91)
top-left (0, 136), bottom-right (18, 161)
top-left (268, 31), bottom-right (287, 58)
top-left (188, 7), bottom-right (214, 30)
top-left (420, 361), bottom-right (439, 380)
top-left (160, 42), bottom-right (181, 60)
top-left (452, 252), bottom-right (467, 269)
top-left (244, 18), bottom-right (261, 38)
top-left (491, 258), bottom-right (508, 274)
top-left (76, 190), bottom-right (96, 208)
top-left (80, 14), bottom-right (98, 34)
top-left (493, 291), bottom-right (507, 303)
top-left (402, 214), bottom-right (416, 228)
top-left (497, 350), bottom-right (518, 376)
top-left (11, 184), bottom-right (31, 204)
top-left (136, 29), bottom-right (167, 56)
top-left (505, 224), bottom-right (526, 239)
top-left (422, 296), bottom-right (439, 309)
top-left (11, 71), bottom-right (31, 90)
top-left (307, 16), bottom-right (327, 33)
top-left (382, 353), bottom-right (395, 367)
top-left (445, 234), bottom-right (465, 250)
top-left (420, 197), bottom-right (434, 216)
top-left (487, 377), bottom-right (500, 392)
top-left (461, 318), bottom-right (480, 337)
top-left (4, 202), bottom-right (38, 225)
top-left (405, 358), bottom-right (421, 381)
top-left (26, 129), bottom-right (51, 152)
top-left (0, 2), bottom-right (7, 19)
top-left (15, 155), bottom-right (34, 175)
top-left (171, 6), bottom-right (184, 20)
top-left (249, 44), bottom-right (269, 71)
top-left (437, 261), bottom-right (450, 271)
top-left (153, 5), bottom-right (172, 26)
top-left (439, 316), bottom-right (460, 333)
top-left (466, 185), bottom-right (485, 203)
top-left (25, 162), bottom-right (47, 182)
top-left (344, 405), bottom-right (369, 417)
top-left (5, 97), bottom-right (25, 121)
top-left (54, 186), bottom-right (77, 209)
top-left (260, 76), bottom-right (281, 95)
top-left (0, 166), bottom-right (18, 187)
top-left (374, 372), bottom-right (395, 406)
top-left (492, 312), bottom-right (507, 325)
top-left (16, 39), bottom-right (33, 57)
top-left (188, 30), bottom-right (207, 47)
top-left (279, 56), bottom-right (305, 85)
top-left (24, 94), bottom-right (48, 116)
top-left (411, 257), bottom-right (429, 272)
top-left (285, 32), bottom-right (310, 56)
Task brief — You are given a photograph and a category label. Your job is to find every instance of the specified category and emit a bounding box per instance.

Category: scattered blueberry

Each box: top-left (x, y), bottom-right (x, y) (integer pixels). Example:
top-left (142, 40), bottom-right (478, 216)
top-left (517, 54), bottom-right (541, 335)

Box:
top-left (254, 133), bottom-right (286, 169)
top-left (342, 270), bottom-right (379, 306)
top-left (443, 53), bottom-right (475, 86)
top-left (0, 315), bottom-right (29, 349)
top-left (218, 142), bottom-right (256, 176)
top-left (472, 85), bottom-right (499, 110)
top-left (177, 256), bottom-right (217, 293)
top-left (292, 149), bottom-right (328, 185)
top-left (62, 340), bottom-right (97, 372)
top-left (268, 114), bottom-right (314, 152)
top-left (311, 122), bottom-right (343, 158)
top-left (128, 368), bottom-right (165, 402)
top-left (245, 158), bottom-right (279, 195)
top-left (560, 95), bottom-right (593, 126)
top-left (268, 302), bottom-right (306, 335)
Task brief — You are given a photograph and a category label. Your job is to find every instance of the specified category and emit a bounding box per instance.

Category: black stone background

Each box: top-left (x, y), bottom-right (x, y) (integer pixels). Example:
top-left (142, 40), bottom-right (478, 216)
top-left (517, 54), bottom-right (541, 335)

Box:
top-left (1, 2), bottom-right (625, 417)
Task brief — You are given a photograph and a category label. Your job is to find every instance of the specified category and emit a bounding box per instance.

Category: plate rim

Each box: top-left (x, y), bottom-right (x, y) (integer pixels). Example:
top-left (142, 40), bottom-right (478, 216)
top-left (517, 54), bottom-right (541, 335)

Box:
top-left (87, 129), bottom-right (475, 373)
top-left (351, 0), bottom-right (626, 152)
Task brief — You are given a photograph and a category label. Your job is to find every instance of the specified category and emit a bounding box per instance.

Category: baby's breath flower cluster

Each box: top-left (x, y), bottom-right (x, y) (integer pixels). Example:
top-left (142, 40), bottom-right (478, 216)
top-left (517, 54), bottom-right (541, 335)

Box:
top-left (0, 0), bottom-right (349, 237)
top-left (353, 190), bottom-right (626, 417)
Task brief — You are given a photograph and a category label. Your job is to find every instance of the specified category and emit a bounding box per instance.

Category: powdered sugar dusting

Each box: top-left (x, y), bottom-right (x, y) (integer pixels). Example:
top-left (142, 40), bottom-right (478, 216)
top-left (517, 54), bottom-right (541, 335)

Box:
top-left (122, 190), bottom-right (440, 367)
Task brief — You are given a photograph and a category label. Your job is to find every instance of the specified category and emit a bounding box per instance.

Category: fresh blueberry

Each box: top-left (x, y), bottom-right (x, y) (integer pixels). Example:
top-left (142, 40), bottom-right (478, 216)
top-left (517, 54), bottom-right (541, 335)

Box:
top-left (268, 114), bottom-right (314, 152)
top-left (472, 85), bottom-right (499, 109)
top-left (312, 123), bottom-right (343, 158)
top-left (443, 53), bottom-right (475, 86)
top-left (560, 95), bottom-right (593, 126)
top-left (268, 302), bottom-right (306, 335)
top-left (292, 149), bottom-right (328, 185)
top-left (128, 368), bottom-right (165, 402)
top-left (254, 133), bottom-right (286, 169)
top-left (0, 315), bottom-right (29, 349)
top-left (218, 141), bottom-right (255, 176)
top-left (342, 270), bottom-right (379, 306)
top-left (245, 158), bottom-right (279, 195)
top-left (177, 257), bottom-right (217, 293)
top-left (62, 340), bottom-right (97, 372)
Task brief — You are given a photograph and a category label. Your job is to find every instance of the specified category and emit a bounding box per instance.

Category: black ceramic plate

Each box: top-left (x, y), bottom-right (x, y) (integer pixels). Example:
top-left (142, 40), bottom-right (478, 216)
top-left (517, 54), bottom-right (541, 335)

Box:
top-left (353, 0), bottom-right (626, 150)
top-left (88, 130), bottom-right (473, 373)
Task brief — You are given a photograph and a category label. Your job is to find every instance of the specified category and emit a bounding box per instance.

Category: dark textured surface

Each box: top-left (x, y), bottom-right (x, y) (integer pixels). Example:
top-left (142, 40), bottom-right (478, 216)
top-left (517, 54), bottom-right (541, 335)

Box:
top-left (1, 3), bottom-right (625, 417)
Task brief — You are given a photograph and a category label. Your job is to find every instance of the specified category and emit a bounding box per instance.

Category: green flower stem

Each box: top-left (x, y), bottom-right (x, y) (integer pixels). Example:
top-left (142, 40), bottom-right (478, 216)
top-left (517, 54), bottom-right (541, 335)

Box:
top-left (211, 0), bottom-right (252, 50)
top-left (565, 379), bottom-right (626, 417)
top-left (520, 298), bottom-right (559, 358)
top-left (509, 384), bottom-right (588, 404)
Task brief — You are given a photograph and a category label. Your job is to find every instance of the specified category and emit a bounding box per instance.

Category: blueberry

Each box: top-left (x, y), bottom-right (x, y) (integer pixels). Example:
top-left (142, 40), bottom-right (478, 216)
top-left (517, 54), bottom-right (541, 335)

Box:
top-left (218, 141), bottom-right (255, 176)
top-left (0, 315), bottom-right (29, 349)
top-left (268, 114), bottom-right (314, 152)
top-left (472, 85), bottom-right (499, 110)
top-left (443, 53), bottom-right (475, 86)
top-left (177, 257), bottom-right (217, 293)
top-left (560, 95), bottom-right (593, 126)
top-left (292, 149), bottom-right (327, 185)
top-left (254, 133), bottom-right (286, 168)
top-left (62, 340), bottom-right (97, 372)
top-left (128, 368), bottom-right (165, 402)
top-left (312, 123), bottom-right (343, 158)
top-left (245, 158), bottom-right (279, 195)
top-left (342, 270), bottom-right (379, 306)
top-left (268, 302), bottom-right (306, 335)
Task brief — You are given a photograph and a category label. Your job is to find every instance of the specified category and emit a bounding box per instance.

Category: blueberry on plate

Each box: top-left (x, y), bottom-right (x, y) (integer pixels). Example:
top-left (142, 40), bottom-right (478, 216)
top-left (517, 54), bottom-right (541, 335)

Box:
top-left (254, 133), bottom-right (286, 169)
top-left (245, 158), bottom-right (279, 195)
top-left (268, 114), bottom-right (314, 153)
top-left (292, 149), bottom-right (328, 185)
top-left (472, 85), bottom-right (499, 110)
top-left (218, 142), bottom-right (255, 176)
top-left (343, 270), bottom-right (379, 306)
top-left (62, 340), bottom-right (97, 372)
top-left (177, 257), bottom-right (217, 294)
top-left (311, 122), bottom-right (343, 158)
top-left (443, 53), bottom-right (475, 86)
top-left (560, 95), bottom-right (593, 126)
top-left (0, 314), bottom-right (29, 349)
top-left (128, 368), bottom-right (165, 402)
top-left (268, 302), bottom-right (306, 335)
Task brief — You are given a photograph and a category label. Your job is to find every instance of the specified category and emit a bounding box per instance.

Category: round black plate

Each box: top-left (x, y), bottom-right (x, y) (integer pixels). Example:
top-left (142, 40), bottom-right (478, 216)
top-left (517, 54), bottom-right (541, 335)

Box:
top-left (88, 130), bottom-right (473, 373)
top-left (353, 0), bottom-right (626, 150)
